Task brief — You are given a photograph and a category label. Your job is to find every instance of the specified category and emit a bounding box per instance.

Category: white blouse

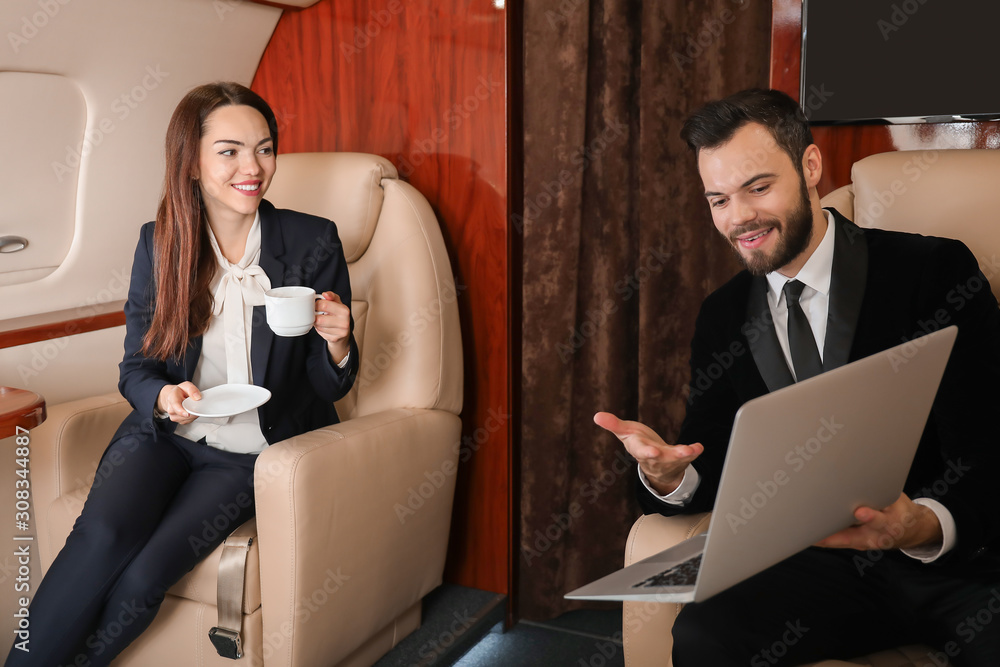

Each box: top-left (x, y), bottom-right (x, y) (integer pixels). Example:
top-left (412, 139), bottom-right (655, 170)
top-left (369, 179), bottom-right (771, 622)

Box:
top-left (175, 213), bottom-right (270, 454)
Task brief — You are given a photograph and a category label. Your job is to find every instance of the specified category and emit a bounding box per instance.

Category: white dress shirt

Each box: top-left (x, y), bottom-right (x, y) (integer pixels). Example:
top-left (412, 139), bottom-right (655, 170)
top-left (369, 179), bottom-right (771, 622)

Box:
top-left (175, 213), bottom-right (271, 454)
top-left (639, 210), bottom-right (955, 561)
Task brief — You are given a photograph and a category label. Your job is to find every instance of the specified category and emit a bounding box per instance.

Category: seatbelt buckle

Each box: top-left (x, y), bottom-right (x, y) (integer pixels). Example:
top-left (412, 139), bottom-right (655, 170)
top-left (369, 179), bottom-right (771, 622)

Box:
top-left (208, 626), bottom-right (243, 659)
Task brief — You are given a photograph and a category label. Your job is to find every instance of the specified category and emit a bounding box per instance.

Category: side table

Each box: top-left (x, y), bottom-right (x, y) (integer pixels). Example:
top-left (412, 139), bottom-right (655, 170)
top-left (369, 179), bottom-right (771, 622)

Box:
top-left (0, 387), bottom-right (46, 438)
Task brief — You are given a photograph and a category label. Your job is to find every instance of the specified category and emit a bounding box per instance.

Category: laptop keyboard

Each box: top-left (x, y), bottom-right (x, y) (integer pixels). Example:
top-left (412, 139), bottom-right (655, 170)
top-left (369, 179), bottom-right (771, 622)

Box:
top-left (632, 554), bottom-right (703, 588)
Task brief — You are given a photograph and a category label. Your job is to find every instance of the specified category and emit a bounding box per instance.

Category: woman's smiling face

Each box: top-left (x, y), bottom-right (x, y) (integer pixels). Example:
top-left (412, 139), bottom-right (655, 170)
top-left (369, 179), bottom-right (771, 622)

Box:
top-left (196, 104), bottom-right (276, 225)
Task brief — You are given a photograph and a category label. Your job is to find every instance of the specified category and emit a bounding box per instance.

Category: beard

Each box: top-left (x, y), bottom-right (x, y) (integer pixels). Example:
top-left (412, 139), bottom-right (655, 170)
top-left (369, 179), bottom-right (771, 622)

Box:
top-left (726, 180), bottom-right (814, 276)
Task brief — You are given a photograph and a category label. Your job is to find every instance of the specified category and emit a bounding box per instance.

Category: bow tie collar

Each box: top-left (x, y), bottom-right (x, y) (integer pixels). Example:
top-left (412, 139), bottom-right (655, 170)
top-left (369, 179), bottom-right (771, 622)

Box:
top-left (207, 214), bottom-right (270, 385)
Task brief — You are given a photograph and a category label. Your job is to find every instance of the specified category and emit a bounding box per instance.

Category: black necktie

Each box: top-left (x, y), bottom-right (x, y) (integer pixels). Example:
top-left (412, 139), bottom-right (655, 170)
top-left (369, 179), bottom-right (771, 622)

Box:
top-left (783, 280), bottom-right (823, 382)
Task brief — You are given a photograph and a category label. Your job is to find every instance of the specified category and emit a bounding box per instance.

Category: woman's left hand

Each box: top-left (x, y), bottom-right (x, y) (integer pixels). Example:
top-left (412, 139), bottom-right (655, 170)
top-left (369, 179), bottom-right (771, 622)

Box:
top-left (315, 291), bottom-right (351, 364)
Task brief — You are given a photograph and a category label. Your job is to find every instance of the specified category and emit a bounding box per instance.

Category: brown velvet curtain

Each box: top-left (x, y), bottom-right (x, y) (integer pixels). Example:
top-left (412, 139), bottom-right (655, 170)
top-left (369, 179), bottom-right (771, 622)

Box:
top-left (520, 0), bottom-right (772, 620)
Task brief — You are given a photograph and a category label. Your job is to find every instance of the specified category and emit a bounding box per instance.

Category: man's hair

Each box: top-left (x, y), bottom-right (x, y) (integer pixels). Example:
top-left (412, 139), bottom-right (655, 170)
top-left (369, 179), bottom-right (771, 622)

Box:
top-left (680, 89), bottom-right (813, 174)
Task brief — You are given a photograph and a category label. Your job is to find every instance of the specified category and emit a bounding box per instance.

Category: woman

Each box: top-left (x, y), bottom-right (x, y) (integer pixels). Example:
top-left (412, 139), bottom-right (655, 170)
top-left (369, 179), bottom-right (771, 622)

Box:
top-left (5, 82), bottom-right (359, 666)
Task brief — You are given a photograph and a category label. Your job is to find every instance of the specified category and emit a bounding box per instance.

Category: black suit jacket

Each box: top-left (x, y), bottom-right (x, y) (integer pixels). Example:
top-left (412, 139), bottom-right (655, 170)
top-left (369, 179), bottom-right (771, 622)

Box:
top-left (114, 199), bottom-right (360, 447)
top-left (640, 210), bottom-right (1000, 567)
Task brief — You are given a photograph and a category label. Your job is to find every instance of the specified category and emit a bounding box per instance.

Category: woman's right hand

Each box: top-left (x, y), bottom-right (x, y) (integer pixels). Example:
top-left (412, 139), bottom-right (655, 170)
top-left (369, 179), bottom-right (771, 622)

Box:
top-left (156, 382), bottom-right (202, 424)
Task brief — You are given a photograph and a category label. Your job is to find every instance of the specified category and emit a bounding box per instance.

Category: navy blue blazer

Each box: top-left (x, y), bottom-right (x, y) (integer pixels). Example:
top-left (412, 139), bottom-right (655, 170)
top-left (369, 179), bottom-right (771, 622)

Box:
top-left (114, 199), bottom-right (360, 447)
top-left (640, 210), bottom-right (1000, 567)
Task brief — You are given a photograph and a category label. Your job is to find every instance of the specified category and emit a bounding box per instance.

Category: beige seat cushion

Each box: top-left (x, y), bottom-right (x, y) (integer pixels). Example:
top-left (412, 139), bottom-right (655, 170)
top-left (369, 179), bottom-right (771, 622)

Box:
top-left (47, 488), bottom-right (261, 612)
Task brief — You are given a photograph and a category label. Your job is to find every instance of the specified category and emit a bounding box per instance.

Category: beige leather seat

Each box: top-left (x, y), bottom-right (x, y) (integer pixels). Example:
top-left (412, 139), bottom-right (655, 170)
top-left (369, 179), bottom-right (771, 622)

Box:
top-left (30, 153), bottom-right (463, 667)
top-left (624, 149), bottom-right (1000, 667)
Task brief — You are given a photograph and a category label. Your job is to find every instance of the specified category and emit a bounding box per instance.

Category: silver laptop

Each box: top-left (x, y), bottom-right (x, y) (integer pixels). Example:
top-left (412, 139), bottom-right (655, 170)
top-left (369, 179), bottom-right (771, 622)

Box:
top-left (566, 325), bottom-right (957, 603)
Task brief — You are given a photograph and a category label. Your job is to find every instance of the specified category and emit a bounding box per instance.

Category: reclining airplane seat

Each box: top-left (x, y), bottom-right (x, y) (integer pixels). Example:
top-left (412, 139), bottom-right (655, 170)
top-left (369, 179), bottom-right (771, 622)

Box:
top-left (29, 152), bottom-right (464, 667)
top-left (623, 149), bottom-right (1000, 667)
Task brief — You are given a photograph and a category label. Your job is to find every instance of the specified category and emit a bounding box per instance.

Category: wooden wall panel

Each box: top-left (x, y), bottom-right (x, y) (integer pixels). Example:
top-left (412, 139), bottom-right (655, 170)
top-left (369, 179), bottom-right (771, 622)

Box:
top-left (252, 1), bottom-right (510, 594)
top-left (769, 0), bottom-right (801, 101)
top-left (770, 0), bottom-right (1000, 195)
top-left (0, 301), bottom-right (124, 350)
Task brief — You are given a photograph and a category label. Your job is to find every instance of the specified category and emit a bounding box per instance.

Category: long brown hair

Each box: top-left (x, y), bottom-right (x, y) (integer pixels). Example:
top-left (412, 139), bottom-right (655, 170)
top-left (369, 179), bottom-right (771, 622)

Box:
top-left (142, 82), bottom-right (279, 361)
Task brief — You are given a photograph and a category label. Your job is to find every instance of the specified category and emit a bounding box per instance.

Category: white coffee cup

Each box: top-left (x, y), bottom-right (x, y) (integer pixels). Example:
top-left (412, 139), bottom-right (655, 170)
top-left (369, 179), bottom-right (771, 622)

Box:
top-left (264, 286), bottom-right (320, 337)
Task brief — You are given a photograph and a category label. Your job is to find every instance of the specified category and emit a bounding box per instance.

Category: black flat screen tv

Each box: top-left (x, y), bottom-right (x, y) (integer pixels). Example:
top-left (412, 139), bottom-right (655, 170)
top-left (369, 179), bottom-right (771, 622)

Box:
top-left (801, 0), bottom-right (1000, 125)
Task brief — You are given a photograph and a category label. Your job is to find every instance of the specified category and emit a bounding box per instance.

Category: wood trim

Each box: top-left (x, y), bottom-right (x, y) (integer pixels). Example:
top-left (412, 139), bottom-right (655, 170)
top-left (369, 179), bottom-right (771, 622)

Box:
top-left (0, 387), bottom-right (46, 438)
top-left (506, 0), bottom-right (524, 627)
top-left (245, 0), bottom-right (320, 9)
top-left (0, 300), bottom-right (125, 350)
top-left (769, 0), bottom-right (802, 98)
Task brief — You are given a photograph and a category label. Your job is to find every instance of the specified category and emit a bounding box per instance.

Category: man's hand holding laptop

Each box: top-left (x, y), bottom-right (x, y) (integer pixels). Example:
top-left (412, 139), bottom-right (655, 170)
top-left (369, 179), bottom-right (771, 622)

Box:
top-left (816, 492), bottom-right (943, 551)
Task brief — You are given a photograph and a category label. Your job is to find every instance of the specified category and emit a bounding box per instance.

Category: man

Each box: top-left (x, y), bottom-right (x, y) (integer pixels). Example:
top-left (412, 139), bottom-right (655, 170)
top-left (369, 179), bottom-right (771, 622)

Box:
top-left (595, 89), bottom-right (1000, 665)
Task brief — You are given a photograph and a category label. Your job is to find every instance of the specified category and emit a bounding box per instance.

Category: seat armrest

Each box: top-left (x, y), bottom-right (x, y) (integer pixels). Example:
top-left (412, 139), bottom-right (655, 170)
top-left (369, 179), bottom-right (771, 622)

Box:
top-left (624, 512), bottom-right (712, 566)
top-left (253, 407), bottom-right (461, 667)
top-left (623, 512), bottom-right (711, 667)
top-left (28, 392), bottom-right (131, 569)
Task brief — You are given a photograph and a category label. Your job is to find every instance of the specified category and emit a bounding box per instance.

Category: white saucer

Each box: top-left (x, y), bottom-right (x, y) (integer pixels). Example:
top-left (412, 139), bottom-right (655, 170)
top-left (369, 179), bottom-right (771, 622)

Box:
top-left (182, 385), bottom-right (272, 418)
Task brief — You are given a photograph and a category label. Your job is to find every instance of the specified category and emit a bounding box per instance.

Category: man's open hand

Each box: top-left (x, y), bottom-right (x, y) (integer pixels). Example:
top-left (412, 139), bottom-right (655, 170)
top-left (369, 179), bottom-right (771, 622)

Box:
top-left (815, 492), bottom-right (943, 551)
top-left (593, 412), bottom-right (703, 496)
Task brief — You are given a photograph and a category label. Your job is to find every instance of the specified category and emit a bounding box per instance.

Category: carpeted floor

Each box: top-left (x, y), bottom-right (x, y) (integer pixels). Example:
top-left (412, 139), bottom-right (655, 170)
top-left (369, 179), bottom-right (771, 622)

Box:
top-left (373, 585), bottom-right (623, 667)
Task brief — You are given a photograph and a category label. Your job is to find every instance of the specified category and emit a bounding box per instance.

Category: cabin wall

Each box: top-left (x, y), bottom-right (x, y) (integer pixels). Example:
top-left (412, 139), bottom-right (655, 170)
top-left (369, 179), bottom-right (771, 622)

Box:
top-left (0, 0), bottom-right (282, 403)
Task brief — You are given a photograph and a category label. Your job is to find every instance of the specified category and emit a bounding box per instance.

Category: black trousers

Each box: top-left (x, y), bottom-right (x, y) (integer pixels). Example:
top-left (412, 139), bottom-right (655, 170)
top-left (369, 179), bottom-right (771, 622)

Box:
top-left (672, 546), bottom-right (1000, 667)
top-left (4, 429), bottom-right (258, 667)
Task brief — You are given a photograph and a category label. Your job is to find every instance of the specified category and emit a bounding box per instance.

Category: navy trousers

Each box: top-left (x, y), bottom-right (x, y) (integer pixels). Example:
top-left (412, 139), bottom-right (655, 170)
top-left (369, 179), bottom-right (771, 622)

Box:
top-left (672, 546), bottom-right (1000, 667)
top-left (4, 428), bottom-right (258, 667)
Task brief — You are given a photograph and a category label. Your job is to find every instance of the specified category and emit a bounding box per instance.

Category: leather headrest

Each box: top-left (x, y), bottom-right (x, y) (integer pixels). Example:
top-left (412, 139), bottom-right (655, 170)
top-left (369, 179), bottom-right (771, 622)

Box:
top-left (850, 149), bottom-right (1000, 300)
top-left (851, 149), bottom-right (1000, 235)
top-left (264, 152), bottom-right (399, 262)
